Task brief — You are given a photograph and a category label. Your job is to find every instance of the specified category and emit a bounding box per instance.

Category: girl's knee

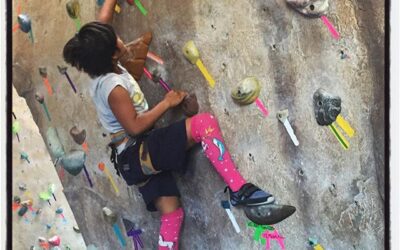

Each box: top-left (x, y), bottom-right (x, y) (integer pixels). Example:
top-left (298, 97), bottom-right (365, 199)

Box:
top-left (155, 196), bottom-right (182, 214)
top-left (192, 113), bottom-right (218, 126)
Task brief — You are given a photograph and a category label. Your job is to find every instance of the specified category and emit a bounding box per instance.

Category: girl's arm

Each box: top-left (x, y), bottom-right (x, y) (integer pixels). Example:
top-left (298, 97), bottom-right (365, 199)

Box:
top-left (108, 86), bottom-right (187, 136)
top-left (97, 0), bottom-right (117, 24)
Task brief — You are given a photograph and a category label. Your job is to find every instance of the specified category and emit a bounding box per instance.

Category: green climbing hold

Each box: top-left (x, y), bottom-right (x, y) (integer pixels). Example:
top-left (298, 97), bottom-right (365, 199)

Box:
top-left (12, 121), bottom-right (21, 134)
top-left (20, 152), bottom-right (30, 163)
top-left (39, 191), bottom-right (52, 201)
top-left (247, 221), bottom-right (275, 245)
top-left (48, 184), bottom-right (56, 194)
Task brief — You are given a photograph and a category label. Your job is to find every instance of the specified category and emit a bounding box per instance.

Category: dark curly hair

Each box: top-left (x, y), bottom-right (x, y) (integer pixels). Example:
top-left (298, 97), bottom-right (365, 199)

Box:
top-left (63, 21), bottom-right (117, 78)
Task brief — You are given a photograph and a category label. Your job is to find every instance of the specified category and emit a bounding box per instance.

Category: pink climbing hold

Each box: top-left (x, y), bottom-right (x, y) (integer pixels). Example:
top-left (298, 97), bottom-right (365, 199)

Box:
top-left (321, 16), bottom-right (340, 40)
top-left (48, 235), bottom-right (61, 246)
top-left (255, 98), bottom-right (269, 117)
top-left (262, 229), bottom-right (286, 250)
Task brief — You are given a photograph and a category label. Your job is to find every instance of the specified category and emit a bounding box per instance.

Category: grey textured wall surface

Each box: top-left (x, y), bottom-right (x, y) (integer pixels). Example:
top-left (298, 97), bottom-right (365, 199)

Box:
top-left (12, 0), bottom-right (385, 249)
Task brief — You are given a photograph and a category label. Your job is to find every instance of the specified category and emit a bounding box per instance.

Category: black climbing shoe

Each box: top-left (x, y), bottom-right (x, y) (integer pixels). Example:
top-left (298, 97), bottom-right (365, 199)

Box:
top-left (225, 183), bottom-right (275, 207)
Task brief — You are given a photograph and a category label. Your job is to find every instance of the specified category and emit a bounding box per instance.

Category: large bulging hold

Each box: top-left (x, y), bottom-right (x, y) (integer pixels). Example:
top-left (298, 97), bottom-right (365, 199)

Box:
top-left (231, 77), bottom-right (261, 105)
top-left (61, 150), bottom-right (86, 176)
top-left (46, 127), bottom-right (65, 159)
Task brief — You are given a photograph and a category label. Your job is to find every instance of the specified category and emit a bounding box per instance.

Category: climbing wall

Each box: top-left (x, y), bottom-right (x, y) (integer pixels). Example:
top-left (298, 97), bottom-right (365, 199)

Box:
top-left (12, 87), bottom-right (86, 249)
top-left (12, 0), bottom-right (385, 249)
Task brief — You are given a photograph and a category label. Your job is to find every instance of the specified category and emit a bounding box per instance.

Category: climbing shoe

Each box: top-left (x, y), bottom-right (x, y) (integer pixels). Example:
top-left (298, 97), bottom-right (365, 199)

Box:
top-left (225, 183), bottom-right (275, 207)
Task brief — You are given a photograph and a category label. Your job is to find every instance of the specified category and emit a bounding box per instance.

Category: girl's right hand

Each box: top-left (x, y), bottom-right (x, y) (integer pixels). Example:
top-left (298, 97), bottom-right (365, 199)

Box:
top-left (164, 90), bottom-right (188, 108)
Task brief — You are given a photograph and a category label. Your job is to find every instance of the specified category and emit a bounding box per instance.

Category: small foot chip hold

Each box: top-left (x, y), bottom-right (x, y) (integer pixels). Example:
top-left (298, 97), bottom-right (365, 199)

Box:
top-left (309, 237), bottom-right (325, 250)
top-left (13, 196), bottom-right (21, 204)
top-left (277, 109), bottom-right (300, 146)
top-left (58, 66), bottom-right (77, 93)
top-left (73, 225), bottom-right (80, 233)
top-left (21, 199), bottom-right (33, 207)
top-left (36, 208), bottom-right (42, 215)
top-left (18, 183), bottom-right (27, 191)
top-left (244, 204), bottom-right (296, 225)
top-left (102, 207), bottom-right (117, 224)
top-left (20, 152), bottom-right (30, 164)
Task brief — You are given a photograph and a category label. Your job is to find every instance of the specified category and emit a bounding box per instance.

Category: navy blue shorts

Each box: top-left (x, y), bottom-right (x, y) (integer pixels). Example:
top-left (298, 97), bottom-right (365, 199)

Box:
top-left (116, 119), bottom-right (188, 211)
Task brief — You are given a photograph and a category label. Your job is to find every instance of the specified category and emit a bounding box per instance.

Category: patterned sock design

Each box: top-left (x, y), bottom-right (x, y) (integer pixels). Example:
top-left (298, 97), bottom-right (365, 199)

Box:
top-left (159, 208), bottom-right (184, 250)
top-left (190, 113), bottom-right (246, 192)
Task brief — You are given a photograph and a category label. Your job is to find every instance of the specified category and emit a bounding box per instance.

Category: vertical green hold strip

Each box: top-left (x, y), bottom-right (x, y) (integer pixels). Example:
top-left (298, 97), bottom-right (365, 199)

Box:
top-left (134, 0), bottom-right (148, 16)
top-left (74, 18), bottom-right (81, 31)
top-left (28, 29), bottom-right (34, 44)
top-left (328, 124), bottom-right (349, 150)
top-left (42, 103), bottom-right (51, 122)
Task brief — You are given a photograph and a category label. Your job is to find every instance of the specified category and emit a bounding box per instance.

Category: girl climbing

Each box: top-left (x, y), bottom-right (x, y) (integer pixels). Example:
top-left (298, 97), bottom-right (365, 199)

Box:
top-left (63, 0), bottom-right (293, 249)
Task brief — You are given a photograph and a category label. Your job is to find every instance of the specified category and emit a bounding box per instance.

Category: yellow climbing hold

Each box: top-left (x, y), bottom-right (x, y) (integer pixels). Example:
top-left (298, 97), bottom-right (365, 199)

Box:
top-left (336, 114), bottom-right (355, 137)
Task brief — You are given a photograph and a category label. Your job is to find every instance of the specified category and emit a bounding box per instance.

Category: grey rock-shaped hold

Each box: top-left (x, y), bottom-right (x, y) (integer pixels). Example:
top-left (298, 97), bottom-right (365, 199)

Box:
top-left (286, 0), bottom-right (329, 17)
top-left (61, 150), bottom-right (86, 176)
top-left (313, 88), bottom-right (341, 126)
top-left (46, 128), bottom-right (65, 159)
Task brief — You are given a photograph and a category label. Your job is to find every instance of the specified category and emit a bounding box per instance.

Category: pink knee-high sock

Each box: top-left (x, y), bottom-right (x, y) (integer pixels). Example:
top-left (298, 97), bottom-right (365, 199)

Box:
top-left (159, 208), bottom-right (184, 250)
top-left (190, 113), bottom-right (247, 192)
